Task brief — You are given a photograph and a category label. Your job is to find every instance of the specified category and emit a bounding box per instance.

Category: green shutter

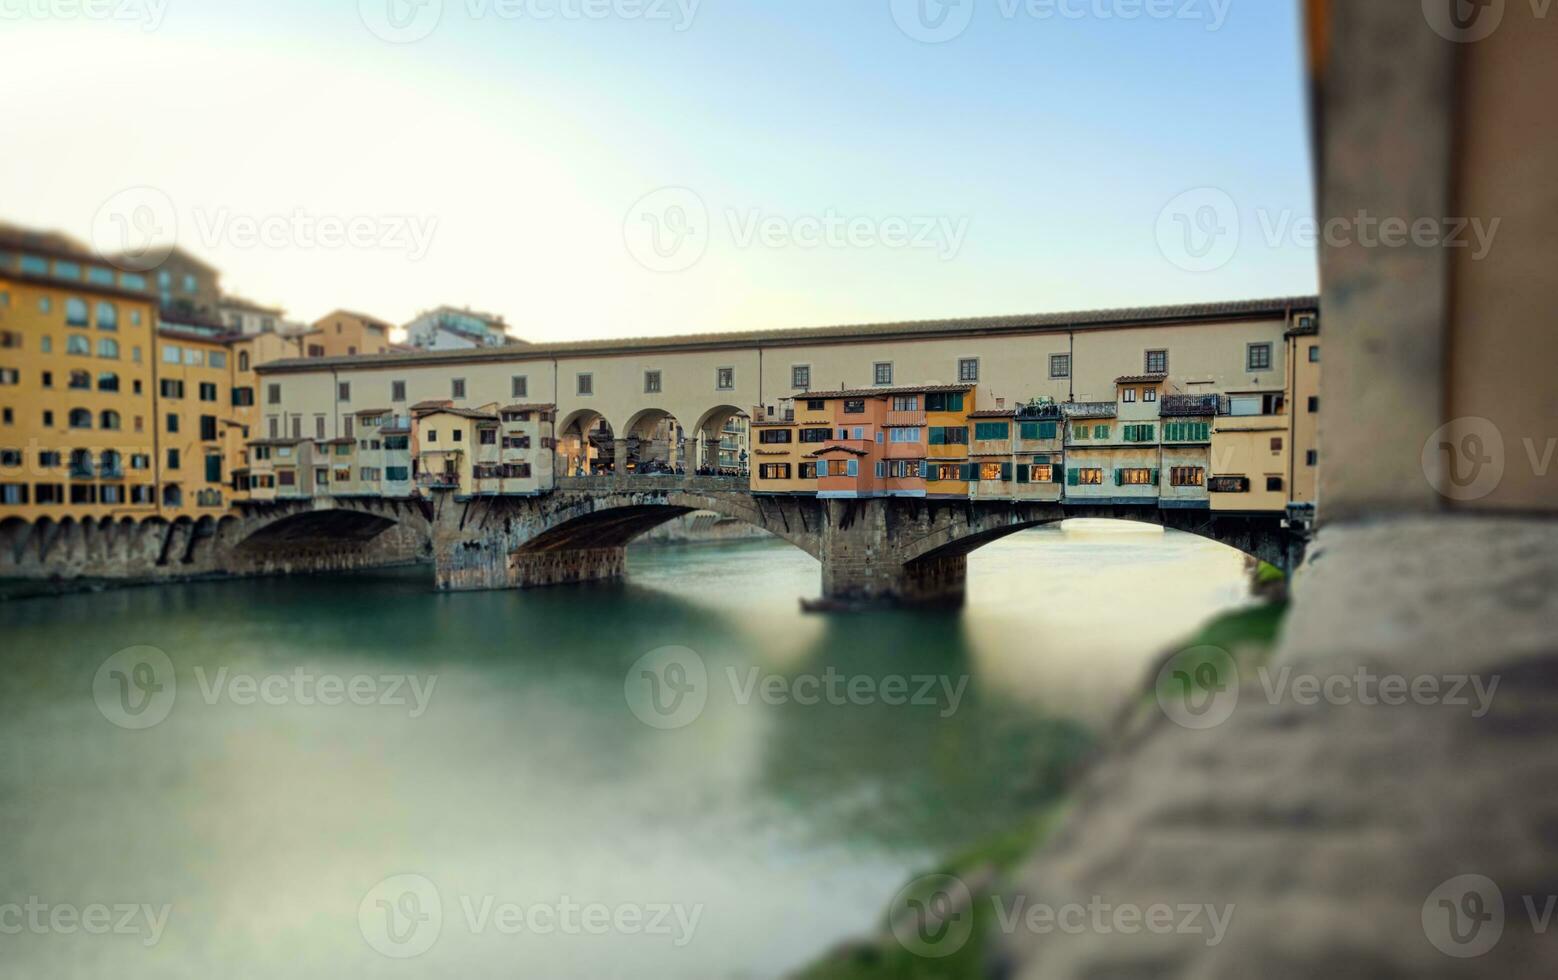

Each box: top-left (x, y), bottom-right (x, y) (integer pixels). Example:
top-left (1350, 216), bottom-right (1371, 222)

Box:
top-left (1016, 464), bottom-right (1029, 484)
top-left (1001, 462), bottom-right (1012, 481)
top-left (1052, 463), bottom-right (1064, 483)
top-left (1041, 421), bottom-right (1056, 439)
top-left (1151, 468), bottom-right (1160, 484)
top-left (1112, 468), bottom-right (1121, 485)
top-left (1067, 468), bottom-right (1078, 486)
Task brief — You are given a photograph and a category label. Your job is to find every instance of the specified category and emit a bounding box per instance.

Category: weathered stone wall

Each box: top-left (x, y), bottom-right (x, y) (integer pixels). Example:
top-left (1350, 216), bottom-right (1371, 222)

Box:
top-left (0, 499), bottom-right (432, 585)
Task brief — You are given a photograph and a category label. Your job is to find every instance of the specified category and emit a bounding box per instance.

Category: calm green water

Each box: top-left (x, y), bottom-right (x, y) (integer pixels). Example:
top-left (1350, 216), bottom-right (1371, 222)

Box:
top-left (0, 521), bottom-right (1251, 978)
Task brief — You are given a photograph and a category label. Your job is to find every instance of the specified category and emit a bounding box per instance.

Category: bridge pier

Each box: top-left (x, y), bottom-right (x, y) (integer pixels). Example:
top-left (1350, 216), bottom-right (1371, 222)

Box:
top-left (814, 498), bottom-right (971, 608)
top-left (509, 546), bottom-right (627, 588)
top-left (820, 551), bottom-right (967, 608)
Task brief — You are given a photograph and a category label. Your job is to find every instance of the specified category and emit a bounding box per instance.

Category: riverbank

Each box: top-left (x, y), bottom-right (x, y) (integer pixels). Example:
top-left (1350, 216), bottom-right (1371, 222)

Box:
top-left (0, 512), bottom-right (764, 601)
top-left (791, 592), bottom-right (1288, 979)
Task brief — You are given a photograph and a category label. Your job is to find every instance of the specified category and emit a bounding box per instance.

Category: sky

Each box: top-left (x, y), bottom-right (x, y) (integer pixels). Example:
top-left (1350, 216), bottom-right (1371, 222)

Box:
top-left (0, 0), bottom-right (1318, 342)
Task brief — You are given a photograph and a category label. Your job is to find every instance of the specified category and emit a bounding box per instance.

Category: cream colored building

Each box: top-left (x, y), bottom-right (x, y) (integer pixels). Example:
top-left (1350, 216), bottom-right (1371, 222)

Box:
top-left (256, 299), bottom-right (1315, 477)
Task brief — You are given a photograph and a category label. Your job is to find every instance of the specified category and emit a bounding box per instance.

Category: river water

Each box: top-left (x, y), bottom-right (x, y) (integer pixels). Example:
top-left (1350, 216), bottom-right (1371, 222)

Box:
top-left (0, 520), bottom-right (1252, 978)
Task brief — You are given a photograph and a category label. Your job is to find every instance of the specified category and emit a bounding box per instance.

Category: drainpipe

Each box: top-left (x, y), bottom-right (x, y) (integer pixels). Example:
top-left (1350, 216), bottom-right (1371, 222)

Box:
top-left (150, 325), bottom-right (163, 518)
top-left (1284, 303), bottom-right (1296, 518)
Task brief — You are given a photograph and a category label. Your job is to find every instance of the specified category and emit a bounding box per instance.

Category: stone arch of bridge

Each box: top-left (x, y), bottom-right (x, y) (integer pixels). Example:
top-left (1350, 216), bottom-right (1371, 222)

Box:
top-left (234, 498), bottom-right (431, 552)
top-left (509, 489), bottom-right (823, 561)
top-left (895, 506), bottom-right (1294, 571)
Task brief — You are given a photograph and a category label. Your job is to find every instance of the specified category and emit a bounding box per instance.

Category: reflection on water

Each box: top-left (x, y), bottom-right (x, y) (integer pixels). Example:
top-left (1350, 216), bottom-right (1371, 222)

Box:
top-left (0, 521), bottom-right (1251, 978)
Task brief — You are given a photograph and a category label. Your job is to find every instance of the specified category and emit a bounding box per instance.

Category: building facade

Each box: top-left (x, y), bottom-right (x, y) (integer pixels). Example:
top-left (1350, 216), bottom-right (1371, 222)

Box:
top-left (404, 305), bottom-right (515, 350)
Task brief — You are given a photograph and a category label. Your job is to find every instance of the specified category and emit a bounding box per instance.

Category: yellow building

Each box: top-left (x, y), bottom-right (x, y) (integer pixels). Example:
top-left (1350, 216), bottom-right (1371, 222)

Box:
top-left (749, 397), bottom-right (828, 493)
top-left (1285, 317), bottom-right (1321, 512)
top-left (924, 387), bottom-right (974, 497)
top-left (0, 225), bottom-right (161, 519)
top-left (1209, 397), bottom-right (1291, 511)
top-left (154, 321), bottom-right (241, 514)
top-left (300, 309), bottom-right (396, 358)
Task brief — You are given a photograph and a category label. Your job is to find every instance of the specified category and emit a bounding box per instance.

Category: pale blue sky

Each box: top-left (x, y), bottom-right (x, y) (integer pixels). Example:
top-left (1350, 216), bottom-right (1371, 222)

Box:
top-left (0, 0), bottom-right (1316, 340)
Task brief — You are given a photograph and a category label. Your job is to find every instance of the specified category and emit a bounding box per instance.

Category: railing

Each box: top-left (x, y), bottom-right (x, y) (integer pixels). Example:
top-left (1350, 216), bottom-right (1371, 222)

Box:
top-left (557, 474), bottom-right (749, 493)
top-left (885, 410), bottom-right (927, 427)
top-left (418, 473), bottom-right (461, 489)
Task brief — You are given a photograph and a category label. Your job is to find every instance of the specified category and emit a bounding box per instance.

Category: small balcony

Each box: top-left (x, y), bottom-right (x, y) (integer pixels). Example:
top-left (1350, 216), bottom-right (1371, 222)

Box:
top-left (418, 472), bottom-right (461, 490)
top-left (885, 410), bottom-right (926, 427)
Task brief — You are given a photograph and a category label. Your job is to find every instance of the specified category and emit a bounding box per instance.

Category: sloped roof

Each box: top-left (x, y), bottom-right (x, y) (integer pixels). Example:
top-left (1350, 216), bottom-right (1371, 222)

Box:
top-left (259, 296), bottom-right (1320, 374)
top-left (798, 383), bottom-right (974, 400)
top-left (805, 445), bottom-right (869, 457)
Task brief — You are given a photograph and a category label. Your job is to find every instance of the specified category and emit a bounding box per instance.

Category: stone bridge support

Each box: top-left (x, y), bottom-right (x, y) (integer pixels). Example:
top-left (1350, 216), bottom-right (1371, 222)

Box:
top-left (428, 484), bottom-right (1308, 607)
top-left (0, 498), bottom-right (432, 584)
top-left (427, 477), bottom-right (828, 592)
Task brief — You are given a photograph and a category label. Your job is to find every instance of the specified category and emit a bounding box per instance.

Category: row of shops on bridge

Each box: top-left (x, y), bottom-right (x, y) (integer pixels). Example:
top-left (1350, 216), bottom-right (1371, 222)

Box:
top-left (229, 322), bottom-right (1319, 521)
top-left (748, 356), bottom-right (1318, 520)
top-left (240, 401), bottom-right (559, 501)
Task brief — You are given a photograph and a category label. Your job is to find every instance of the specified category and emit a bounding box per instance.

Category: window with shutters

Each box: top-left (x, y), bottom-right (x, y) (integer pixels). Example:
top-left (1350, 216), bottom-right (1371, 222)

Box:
top-left (1170, 466), bottom-right (1205, 486)
top-left (974, 422), bottom-right (1010, 441)
top-left (1093, 424), bottom-right (1110, 439)
top-left (1117, 468), bottom-right (1155, 485)
top-left (1071, 468), bottom-right (1104, 485)
top-left (1247, 342), bottom-right (1273, 371)
top-left (1020, 421), bottom-right (1057, 440)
